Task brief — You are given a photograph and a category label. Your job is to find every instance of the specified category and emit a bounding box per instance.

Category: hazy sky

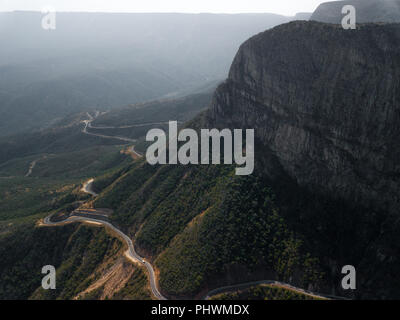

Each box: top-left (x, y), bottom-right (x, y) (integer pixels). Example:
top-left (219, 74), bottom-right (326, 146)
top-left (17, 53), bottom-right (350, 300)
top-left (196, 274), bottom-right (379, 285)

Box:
top-left (0, 0), bottom-right (334, 16)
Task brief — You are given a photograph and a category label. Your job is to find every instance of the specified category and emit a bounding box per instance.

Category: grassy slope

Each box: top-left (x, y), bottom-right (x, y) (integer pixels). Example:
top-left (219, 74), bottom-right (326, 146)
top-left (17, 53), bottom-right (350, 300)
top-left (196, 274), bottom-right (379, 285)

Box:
top-left (0, 91), bottom-right (214, 300)
top-left (92, 92), bottom-right (213, 127)
top-left (0, 213), bottom-right (152, 300)
top-left (0, 145), bottom-right (130, 221)
top-left (0, 143), bottom-right (148, 299)
top-left (91, 147), bottom-right (400, 300)
top-left (92, 162), bottom-right (324, 298)
top-left (110, 268), bottom-right (152, 300)
top-left (0, 177), bottom-right (81, 221)
top-left (0, 222), bottom-right (116, 299)
top-left (0, 122), bottom-right (123, 166)
top-left (84, 92), bottom-right (213, 141)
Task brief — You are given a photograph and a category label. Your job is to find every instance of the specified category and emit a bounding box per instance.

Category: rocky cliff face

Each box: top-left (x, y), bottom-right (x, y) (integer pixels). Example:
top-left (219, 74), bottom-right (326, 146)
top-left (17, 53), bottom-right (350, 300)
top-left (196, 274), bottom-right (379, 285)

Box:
top-left (207, 21), bottom-right (400, 215)
top-left (311, 0), bottom-right (400, 24)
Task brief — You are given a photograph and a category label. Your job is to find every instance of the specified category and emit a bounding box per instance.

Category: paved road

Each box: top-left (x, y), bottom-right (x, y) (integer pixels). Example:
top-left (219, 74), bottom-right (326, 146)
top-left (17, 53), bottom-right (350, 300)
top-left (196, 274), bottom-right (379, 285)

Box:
top-left (42, 213), bottom-right (166, 300)
top-left (43, 207), bottom-right (334, 301)
top-left (129, 146), bottom-right (143, 158)
top-left (82, 112), bottom-right (136, 143)
top-left (42, 175), bottom-right (166, 300)
top-left (41, 112), bottom-right (339, 301)
top-left (203, 280), bottom-right (341, 300)
top-left (83, 112), bottom-right (143, 159)
top-left (88, 121), bottom-right (174, 130)
top-left (25, 160), bottom-right (38, 177)
top-left (81, 179), bottom-right (98, 197)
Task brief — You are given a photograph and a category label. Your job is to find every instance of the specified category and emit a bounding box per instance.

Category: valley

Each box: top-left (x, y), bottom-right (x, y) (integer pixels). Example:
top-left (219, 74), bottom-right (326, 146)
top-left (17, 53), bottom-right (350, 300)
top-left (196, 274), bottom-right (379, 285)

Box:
top-left (1, 1), bottom-right (400, 303)
top-left (0, 92), bottom-right (330, 300)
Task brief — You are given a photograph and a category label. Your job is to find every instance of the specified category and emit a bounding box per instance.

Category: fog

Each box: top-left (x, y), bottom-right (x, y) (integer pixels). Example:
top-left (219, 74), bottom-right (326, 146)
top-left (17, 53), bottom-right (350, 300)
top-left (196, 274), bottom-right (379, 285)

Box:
top-left (0, 0), bottom-right (329, 16)
top-left (0, 11), bottom-right (302, 136)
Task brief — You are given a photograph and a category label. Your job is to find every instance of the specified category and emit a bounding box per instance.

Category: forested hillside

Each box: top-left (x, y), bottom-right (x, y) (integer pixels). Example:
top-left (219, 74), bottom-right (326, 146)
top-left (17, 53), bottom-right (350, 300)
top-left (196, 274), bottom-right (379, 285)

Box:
top-left (91, 160), bottom-right (324, 299)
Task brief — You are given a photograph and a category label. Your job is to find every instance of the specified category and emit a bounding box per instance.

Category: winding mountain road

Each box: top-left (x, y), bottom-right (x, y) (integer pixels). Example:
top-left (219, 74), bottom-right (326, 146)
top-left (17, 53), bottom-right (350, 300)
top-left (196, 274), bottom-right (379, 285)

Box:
top-left (81, 178), bottom-right (98, 197)
top-left (129, 146), bottom-right (143, 158)
top-left (40, 112), bottom-right (337, 301)
top-left (88, 121), bottom-right (173, 130)
top-left (25, 160), bottom-right (38, 177)
top-left (42, 212), bottom-right (166, 300)
top-left (82, 112), bottom-right (144, 158)
top-left (203, 280), bottom-right (340, 300)
top-left (42, 182), bottom-right (332, 301)
top-left (25, 155), bottom-right (48, 177)
top-left (43, 177), bottom-right (164, 299)
top-left (82, 118), bottom-right (137, 143)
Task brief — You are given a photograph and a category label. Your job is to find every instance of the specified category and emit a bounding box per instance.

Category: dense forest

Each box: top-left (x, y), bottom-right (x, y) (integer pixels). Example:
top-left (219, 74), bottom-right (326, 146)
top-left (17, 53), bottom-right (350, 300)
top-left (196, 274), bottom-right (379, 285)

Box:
top-left (92, 161), bottom-right (324, 298)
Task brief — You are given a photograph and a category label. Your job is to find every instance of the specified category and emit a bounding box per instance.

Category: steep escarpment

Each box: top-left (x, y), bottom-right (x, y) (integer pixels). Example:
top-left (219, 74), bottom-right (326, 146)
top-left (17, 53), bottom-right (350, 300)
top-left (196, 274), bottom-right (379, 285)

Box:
top-left (208, 21), bottom-right (400, 216)
top-left (14, 20), bottom-right (400, 300)
top-left (86, 21), bottom-right (400, 299)
top-left (202, 21), bottom-right (400, 298)
top-left (311, 0), bottom-right (400, 24)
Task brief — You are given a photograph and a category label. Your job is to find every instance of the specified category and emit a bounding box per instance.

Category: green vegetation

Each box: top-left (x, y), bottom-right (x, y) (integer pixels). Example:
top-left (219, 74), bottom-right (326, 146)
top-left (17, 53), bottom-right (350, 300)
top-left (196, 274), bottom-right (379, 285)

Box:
top-left (154, 172), bottom-right (323, 297)
top-left (93, 92), bottom-right (212, 127)
top-left (93, 162), bottom-right (324, 298)
top-left (1, 88), bottom-right (397, 300)
top-left (77, 264), bottom-right (151, 300)
top-left (91, 164), bottom-right (132, 194)
top-left (0, 144), bottom-right (129, 221)
top-left (133, 138), bottom-right (152, 154)
top-left (0, 90), bottom-right (226, 300)
top-left (31, 225), bottom-right (122, 300)
top-left (0, 220), bottom-right (152, 300)
top-left (93, 162), bottom-right (159, 218)
top-left (110, 268), bottom-right (152, 300)
top-left (83, 92), bottom-right (212, 141)
top-left (0, 223), bottom-right (119, 299)
top-left (210, 284), bottom-right (322, 300)
top-left (88, 124), bottom-right (169, 141)
top-left (0, 122), bottom-right (123, 166)
top-left (0, 177), bottom-right (80, 221)
top-left (28, 146), bottom-right (128, 179)
top-left (0, 130), bottom-right (150, 300)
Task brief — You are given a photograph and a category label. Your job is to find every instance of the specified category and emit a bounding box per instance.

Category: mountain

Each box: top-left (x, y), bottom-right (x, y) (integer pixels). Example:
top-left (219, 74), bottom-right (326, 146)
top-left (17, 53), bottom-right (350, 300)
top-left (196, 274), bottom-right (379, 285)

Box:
top-left (207, 21), bottom-right (400, 217)
top-left (2, 19), bottom-right (400, 300)
top-left (293, 12), bottom-right (312, 20)
top-left (204, 20), bottom-right (400, 298)
top-left (311, 0), bottom-right (400, 23)
top-left (89, 21), bottom-right (400, 299)
top-left (0, 11), bottom-right (293, 137)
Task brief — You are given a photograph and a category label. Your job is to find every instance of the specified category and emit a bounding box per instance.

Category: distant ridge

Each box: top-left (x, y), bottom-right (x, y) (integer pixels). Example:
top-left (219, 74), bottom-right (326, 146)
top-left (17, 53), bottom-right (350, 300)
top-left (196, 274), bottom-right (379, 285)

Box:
top-left (294, 12), bottom-right (312, 20)
top-left (311, 0), bottom-right (400, 23)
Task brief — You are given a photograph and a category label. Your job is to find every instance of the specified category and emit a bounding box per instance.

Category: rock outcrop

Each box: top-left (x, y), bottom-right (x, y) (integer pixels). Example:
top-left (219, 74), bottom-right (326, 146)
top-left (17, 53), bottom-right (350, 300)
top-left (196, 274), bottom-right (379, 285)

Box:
top-left (207, 21), bottom-right (400, 214)
top-left (311, 0), bottom-right (400, 24)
